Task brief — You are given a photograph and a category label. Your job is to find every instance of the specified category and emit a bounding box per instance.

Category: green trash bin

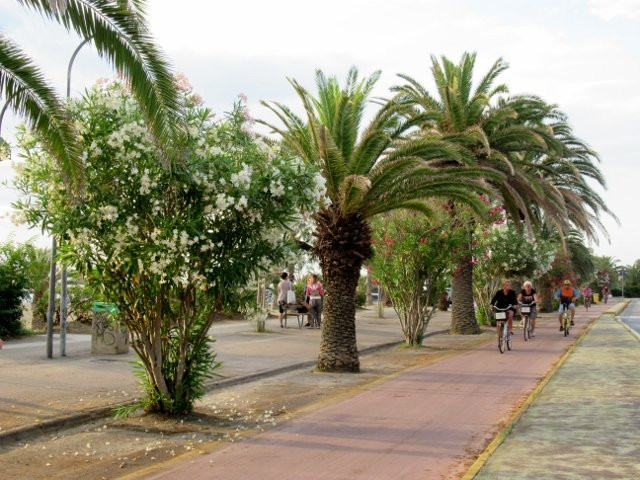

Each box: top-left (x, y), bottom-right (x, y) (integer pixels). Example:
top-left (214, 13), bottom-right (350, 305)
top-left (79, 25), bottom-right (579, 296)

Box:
top-left (91, 302), bottom-right (129, 354)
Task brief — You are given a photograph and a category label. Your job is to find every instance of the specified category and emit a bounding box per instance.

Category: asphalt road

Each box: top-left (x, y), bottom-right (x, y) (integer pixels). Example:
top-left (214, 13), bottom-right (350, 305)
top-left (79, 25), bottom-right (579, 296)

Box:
top-left (619, 298), bottom-right (640, 336)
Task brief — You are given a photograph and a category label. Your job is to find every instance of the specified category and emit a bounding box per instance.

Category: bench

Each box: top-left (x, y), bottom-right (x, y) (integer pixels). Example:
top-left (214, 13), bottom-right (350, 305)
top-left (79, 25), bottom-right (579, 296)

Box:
top-left (283, 304), bottom-right (308, 329)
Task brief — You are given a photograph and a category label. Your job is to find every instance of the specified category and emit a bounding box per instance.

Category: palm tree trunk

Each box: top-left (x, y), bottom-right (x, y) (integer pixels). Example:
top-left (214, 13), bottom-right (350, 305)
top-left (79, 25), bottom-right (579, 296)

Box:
top-left (314, 207), bottom-right (372, 372)
top-left (451, 253), bottom-right (480, 334)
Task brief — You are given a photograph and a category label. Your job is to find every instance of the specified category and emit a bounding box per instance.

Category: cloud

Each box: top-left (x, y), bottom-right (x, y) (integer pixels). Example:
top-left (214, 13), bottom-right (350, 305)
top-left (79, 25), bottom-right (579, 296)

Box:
top-left (588, 0), bottom-right (640, 20)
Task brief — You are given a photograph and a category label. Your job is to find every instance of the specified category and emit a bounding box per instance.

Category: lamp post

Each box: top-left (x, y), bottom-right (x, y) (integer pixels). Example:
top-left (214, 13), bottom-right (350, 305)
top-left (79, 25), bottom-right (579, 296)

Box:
top-left (47, 37), bottom-right (91, 358)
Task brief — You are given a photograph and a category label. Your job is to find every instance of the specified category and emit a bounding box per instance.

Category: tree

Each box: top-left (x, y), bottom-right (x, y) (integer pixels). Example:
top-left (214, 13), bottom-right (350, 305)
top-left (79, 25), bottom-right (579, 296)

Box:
top-left (593, 255), bottom-right (619, 291)
top-left (14, 80), bottom-right (325, 413)
top-left (393, 52), bottom-right (613, 334)
top-left (371, 209), bottom-right (460, 346)
top-left (1, 0), bottom-right (181, 186)
top-left (261, 68), bottom-right (492, 371)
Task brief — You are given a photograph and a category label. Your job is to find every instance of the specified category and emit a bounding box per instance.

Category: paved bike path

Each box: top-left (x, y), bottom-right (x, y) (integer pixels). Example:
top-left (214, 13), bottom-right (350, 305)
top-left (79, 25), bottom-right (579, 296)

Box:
top-left (141, 304), bottom-right (611, 480)
top-left (474, 300), bottom-right (640, 479)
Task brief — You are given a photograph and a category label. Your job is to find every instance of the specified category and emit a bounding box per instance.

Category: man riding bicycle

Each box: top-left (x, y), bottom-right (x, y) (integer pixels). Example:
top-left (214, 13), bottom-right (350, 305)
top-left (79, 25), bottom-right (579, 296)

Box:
top-left (555, 279), bottom-right (579, 331)
top-left (491, 280), bottom-right (517, 336)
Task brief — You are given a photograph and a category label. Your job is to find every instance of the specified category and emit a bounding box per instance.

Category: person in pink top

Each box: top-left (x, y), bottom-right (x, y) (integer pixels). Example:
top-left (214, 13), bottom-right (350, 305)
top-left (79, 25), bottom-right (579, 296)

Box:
top-left (305, 274), bottom-right (324, 328)
top-left (582, 285), bottom-right (592, 310)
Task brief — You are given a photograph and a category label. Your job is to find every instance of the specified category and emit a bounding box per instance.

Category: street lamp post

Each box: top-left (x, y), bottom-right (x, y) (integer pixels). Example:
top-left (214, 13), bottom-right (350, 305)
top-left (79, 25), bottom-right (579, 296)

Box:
top-left (47, 37), bottom-right (91, 358)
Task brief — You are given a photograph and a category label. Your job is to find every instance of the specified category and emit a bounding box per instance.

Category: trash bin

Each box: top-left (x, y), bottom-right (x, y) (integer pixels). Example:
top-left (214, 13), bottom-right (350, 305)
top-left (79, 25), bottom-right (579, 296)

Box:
top-left (91, 302), bottom-right (129, 354)
top-left (593, 293), bottom-right (600, 304)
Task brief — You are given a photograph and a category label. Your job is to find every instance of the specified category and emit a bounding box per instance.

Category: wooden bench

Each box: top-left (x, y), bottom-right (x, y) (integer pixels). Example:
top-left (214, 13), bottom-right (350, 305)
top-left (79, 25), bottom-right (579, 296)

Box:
top-left (283, 304), bottom-right (308, 329)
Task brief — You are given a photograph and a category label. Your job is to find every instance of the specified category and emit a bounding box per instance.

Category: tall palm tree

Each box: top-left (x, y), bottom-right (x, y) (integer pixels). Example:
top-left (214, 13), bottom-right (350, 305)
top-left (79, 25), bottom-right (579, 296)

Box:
top-left (261, 68), bottom-right (496, 372)
top-left (1, 0), bottom-right (181, 186)
top-left (392, 52), bottom-right (611, 334)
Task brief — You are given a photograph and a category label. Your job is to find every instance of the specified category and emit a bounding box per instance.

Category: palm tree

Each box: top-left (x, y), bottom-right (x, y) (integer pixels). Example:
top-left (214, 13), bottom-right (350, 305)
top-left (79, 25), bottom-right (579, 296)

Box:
top-left (392, 52), bottom-right (612, 334)
top-left (1, 0), bottom-right (181, 186)
top-left (261, 68), bottom-right (495, 371)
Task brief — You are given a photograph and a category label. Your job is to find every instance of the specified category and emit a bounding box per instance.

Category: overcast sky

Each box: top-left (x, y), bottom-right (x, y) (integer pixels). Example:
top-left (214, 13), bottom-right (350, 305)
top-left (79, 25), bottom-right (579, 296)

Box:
top-left (1, 0), bottom-right (639, 264)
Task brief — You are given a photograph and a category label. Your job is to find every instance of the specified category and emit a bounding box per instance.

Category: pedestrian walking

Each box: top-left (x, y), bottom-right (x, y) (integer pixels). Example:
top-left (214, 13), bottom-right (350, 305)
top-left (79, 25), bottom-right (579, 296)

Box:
top-left (277, 272), bottom-right (292, 328)
top-left (602, 284), bottom-right (609, 304)
top-left (305, 274), bottom-right (324, 328)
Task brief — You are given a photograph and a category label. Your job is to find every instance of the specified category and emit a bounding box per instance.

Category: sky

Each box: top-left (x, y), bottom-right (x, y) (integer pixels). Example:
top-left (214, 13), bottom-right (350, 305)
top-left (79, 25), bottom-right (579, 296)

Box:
top-left (0, 0), bottom-right (639, 264)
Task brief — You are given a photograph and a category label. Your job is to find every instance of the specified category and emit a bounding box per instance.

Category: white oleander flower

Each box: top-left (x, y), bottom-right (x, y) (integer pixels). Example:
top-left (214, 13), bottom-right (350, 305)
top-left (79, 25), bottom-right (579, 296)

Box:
top-left (99, 205), bottom-right (119, 221)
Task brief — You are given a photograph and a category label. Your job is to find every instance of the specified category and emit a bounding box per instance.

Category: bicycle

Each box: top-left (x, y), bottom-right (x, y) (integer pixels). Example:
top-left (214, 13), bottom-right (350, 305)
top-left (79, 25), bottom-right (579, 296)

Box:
top-left (561, 302), bottom-right (571, 337)
top-left (584, 296), bottom-right (591, 311)
top-left (493, 305), bottom-right (513, 354)
top-left (519, 301), bottom-right (535, 341)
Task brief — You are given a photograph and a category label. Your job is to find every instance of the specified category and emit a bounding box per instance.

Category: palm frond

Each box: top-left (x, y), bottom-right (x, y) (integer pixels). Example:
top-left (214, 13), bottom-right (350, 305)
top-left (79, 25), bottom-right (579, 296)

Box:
top-left (19, 0), bottom-right (182, 162)
top-left (0, 34), bottom-right (82, 188)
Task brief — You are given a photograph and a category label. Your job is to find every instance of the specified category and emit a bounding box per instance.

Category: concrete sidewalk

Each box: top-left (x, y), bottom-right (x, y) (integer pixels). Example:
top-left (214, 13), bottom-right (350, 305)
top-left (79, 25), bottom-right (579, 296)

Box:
top-left (0, 306), bottom-right (444, 436)
top-left (473, 299), bottom-right (639, 479)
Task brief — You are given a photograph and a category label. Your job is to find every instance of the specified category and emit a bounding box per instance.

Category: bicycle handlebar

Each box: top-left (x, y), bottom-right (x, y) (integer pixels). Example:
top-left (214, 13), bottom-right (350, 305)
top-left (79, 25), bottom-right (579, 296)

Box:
top-left (492, 305), bottom-right (513, 311)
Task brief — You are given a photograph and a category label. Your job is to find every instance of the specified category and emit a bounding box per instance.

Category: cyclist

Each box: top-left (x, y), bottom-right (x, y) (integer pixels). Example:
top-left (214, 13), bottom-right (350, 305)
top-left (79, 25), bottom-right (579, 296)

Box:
top-left (582, 284), bottom-right (592, 309)
top-left (602, 284), bottom-right (609, 304)
top-left (491, 280), bottom-right (517, 337)
top-left (518, 281), bottom-right (539, 337)
top-left (555, 279), bottom-right (579, 331)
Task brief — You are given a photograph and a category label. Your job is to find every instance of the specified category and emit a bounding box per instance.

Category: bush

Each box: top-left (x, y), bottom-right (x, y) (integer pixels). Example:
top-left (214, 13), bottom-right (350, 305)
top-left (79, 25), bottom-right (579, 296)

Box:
top-left (0, 240), bottom-right (33, 337)
top-left (293, 277), bottom-right (308, 303)
top-left (371, 210), bottom-right (457, 346)
top-left (14, 79), bottom-right (325, 414)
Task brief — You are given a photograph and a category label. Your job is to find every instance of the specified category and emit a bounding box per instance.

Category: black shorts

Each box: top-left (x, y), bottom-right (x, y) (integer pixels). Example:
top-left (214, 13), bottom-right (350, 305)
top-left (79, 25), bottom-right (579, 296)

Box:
top-left (278, 301), bottom-right (286, 313)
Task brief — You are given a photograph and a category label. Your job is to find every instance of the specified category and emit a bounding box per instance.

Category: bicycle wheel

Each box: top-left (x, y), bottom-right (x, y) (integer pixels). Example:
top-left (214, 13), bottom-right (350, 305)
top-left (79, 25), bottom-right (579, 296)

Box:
top-left (498, 322), bottom-right (505, 353)
top-left (523, 316), bottom-right (529, 342)
top-left (563, 314), bottom-right (569, 337)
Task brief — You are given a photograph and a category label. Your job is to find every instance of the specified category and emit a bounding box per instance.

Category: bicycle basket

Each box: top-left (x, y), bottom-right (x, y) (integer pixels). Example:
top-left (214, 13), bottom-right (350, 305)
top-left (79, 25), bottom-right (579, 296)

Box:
top-left (495, 311), bottom-right (507, 320)
top-left (520, 306), bottom-right (531, 313)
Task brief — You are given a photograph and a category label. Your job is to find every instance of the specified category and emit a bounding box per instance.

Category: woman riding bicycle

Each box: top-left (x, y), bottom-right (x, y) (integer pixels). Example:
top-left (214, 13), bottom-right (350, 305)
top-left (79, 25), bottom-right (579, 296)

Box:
top-left (491, 280), bottom-right (517, 336)
top-left (517, 281), bottom-right (539, 337)
top-left (582, 285), bottom-right (592, 309)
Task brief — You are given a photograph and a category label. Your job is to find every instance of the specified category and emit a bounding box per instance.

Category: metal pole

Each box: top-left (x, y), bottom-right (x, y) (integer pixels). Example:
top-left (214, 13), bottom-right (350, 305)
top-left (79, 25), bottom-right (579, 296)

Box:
top-left (67, 38), bottom-right (91, 98)
top-left (46, 238), bottom-right (57, 358)
top-left (58, 37), bottom-right (91, 356)
top-left (60, 266), bottom-right (68, 356)
top-left (377, 285), bottom-right (385, 318)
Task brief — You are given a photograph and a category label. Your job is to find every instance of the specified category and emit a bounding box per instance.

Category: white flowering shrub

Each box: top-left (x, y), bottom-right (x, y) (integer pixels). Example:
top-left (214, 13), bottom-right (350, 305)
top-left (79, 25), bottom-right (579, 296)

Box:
top-left (472, 222), bottom-right (558, 324)
top-left (13, 80), bottom-right (325, 414)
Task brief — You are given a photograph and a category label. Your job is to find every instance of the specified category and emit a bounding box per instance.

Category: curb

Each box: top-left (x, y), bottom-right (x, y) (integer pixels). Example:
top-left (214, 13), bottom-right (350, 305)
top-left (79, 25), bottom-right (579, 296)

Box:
top-left (615, 317), bottom-right (640, 342)
top-left (604, 299), bottom-right (631, 316)
top-left (460, 307), bottom-right (616, 480)
top-left (0, 328), bottom-right (448, 446)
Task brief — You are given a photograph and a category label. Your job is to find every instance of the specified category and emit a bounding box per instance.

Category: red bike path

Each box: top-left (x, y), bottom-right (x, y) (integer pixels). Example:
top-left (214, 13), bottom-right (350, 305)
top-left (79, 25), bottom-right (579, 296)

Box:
top-left (140, 303), bottom-right (613, 480)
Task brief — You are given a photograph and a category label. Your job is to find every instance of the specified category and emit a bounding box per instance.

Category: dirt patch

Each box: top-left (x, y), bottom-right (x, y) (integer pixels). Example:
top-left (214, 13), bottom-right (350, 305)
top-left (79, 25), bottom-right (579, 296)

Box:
top-left (0, 330), bottom-right (493, 480)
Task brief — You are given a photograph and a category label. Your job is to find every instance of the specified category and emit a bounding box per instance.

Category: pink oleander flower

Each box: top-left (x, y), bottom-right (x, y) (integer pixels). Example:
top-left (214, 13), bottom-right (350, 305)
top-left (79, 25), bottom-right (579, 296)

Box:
top-left (174, 72), bottom-right (192, 92)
